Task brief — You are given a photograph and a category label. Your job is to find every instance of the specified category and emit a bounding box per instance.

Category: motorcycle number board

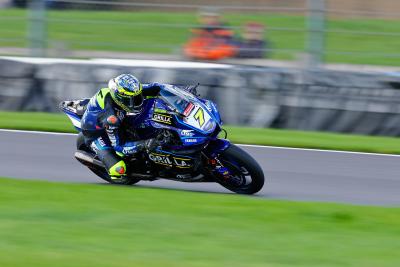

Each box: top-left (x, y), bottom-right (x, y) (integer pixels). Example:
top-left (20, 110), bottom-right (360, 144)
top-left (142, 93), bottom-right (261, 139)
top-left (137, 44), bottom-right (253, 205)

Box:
top-left (183, 104), bottom-right (212, 131)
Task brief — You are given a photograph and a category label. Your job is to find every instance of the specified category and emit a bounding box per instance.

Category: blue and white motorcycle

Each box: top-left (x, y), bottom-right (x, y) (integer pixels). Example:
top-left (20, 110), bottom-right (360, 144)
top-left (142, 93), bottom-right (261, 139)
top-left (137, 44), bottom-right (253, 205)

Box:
top-left (61, 84), bottom-right (264, 194)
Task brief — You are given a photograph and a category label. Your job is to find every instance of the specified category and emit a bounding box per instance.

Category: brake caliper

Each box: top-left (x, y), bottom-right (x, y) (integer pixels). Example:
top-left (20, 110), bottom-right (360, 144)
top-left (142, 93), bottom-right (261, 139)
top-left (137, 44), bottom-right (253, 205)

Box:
top-left (209, 158), bottom-right (230, 180)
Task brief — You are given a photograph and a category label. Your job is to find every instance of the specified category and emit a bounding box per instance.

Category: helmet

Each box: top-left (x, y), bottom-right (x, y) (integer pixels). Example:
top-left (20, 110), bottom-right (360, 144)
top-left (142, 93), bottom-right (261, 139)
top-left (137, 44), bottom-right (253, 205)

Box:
top-left (108, 74), bottom-right (144, 113)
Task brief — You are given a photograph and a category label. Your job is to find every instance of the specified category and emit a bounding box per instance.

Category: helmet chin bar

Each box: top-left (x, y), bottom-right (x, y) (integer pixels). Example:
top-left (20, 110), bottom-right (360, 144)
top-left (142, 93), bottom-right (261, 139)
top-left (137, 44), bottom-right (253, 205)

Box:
top-left (126, 106), bottom-right (143, 116)
top-left (111, 91), bottom-right (142, 113)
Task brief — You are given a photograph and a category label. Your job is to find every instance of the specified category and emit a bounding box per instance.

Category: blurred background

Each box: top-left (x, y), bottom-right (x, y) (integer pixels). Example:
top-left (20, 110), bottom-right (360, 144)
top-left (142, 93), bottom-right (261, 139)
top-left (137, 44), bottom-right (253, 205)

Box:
top-left (1, 0), bottom-right (400, 135)
top-left (1, 4), bottom-right (400, 265)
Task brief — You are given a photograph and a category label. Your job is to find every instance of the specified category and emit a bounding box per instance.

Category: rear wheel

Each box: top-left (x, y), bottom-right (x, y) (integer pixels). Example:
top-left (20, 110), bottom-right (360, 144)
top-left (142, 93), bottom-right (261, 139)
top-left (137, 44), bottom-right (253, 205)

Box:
top-left (76, 133), bottom-right (140, 185)
top-left (216, 144), bottom-right (265, 194)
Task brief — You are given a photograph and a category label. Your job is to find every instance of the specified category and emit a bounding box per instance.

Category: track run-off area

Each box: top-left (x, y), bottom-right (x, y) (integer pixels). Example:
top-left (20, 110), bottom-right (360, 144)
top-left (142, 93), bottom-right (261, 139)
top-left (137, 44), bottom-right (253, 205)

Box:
top-left (1, 129), bottom-right (399, 206)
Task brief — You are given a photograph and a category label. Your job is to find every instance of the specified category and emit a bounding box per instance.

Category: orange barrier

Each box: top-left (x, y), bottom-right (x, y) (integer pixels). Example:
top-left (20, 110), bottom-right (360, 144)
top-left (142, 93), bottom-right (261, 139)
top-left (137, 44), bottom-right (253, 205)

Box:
top-left (184, 36), bottom-right (237, 60)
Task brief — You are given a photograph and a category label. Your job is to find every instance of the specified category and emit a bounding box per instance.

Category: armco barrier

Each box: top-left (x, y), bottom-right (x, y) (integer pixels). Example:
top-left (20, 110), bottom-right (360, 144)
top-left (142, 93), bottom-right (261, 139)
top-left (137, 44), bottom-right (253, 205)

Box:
top-left (1, 57), bottom-right (400, 136)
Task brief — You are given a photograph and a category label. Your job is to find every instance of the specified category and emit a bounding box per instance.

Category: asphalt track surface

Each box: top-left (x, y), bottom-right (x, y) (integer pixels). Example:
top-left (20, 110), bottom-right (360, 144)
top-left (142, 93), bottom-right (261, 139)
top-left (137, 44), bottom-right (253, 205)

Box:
top-left (1, 130), bottom-right (399, 206)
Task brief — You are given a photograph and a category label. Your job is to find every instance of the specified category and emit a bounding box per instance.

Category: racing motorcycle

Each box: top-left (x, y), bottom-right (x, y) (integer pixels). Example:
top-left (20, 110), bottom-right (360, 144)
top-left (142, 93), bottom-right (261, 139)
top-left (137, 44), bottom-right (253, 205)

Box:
top-left (60, 84), bottom-right (264, 194)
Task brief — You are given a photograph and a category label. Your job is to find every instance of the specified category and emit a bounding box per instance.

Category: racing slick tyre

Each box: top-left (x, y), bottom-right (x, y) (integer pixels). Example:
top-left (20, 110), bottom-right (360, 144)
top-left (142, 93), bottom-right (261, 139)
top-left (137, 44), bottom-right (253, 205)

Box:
top-left (217, 144), bottom-right (264, 194)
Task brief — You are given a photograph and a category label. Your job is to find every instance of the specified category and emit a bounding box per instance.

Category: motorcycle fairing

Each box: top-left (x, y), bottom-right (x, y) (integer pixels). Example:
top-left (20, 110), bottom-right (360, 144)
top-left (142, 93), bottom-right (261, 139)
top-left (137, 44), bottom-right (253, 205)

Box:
top-left (60, 99), bottom-right (89, 131)
top-left (61, 86), bottom-right (231, 155)
top-left (66, 112), bottom-right (82, 131)
top-left (132, 98), bottom-right (213, 148)
top-left (204, 139), bottom-right (231, 157)
top-left (148, 148), bottom-right (195, 169)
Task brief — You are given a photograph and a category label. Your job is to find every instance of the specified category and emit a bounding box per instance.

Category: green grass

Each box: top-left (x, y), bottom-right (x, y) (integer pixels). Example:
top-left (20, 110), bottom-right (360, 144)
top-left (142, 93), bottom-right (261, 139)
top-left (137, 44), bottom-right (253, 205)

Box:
top-left (0, 177), bottom-right (399, 267)
top-left (0, 8), bottom-right (400, 66)
top-left (1, 111), bottom-right (400, 154)
top-left (0, 111), bottom-right (74, 133)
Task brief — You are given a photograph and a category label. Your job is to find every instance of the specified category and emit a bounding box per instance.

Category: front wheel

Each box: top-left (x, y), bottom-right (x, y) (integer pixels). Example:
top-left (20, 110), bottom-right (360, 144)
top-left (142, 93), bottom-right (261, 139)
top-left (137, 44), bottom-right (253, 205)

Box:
top-left (216, 144), bottom-right (265, 194)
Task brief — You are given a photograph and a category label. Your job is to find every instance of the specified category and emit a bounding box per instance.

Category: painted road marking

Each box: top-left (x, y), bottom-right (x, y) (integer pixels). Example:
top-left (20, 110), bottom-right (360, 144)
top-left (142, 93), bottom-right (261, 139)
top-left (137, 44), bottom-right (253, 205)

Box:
top-left (0, 129), bottom-right (77, 136)
top-left (1, 128), bottom-right (400, 158)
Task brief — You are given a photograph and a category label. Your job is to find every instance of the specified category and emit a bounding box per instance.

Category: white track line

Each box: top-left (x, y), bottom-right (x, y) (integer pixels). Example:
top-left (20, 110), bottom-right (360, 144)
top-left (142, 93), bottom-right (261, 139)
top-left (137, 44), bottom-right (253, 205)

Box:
top-left (238, 144), bottom-right (400, 158)
top-left (0, 129), bottom-right (77, 136)
top-left (1, 128), bottom-right (400, 158)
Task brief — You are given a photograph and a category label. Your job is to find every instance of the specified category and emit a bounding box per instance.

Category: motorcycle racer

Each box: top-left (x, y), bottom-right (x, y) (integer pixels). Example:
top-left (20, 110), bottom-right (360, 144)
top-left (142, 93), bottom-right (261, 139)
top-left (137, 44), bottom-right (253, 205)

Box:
top-left (61, 78), bottom-right (265, 194)
top-left (81, 74), bottom-right (161, 182)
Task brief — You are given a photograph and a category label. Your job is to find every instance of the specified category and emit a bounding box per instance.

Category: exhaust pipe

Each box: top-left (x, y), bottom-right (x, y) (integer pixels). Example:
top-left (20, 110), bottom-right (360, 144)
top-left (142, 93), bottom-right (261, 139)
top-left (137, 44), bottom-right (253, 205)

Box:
top-left (74, 150), bottom-right (154, 180)
top-left (74, 150), bottom-right (104, 169)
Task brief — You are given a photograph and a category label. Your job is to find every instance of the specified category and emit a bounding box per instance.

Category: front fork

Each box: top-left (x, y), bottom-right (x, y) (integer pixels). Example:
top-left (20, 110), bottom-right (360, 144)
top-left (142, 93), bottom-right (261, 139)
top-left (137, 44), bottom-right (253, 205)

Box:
top-left (203, 138), bottom-right (232, 180)
top-left (207, 157), bottom-right (231, 180)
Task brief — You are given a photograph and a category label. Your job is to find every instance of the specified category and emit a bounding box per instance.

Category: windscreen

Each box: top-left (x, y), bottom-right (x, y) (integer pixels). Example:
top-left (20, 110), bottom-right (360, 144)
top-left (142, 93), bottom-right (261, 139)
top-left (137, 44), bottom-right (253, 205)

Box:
top-left (159, 84), bottom-right (216, 133)
top-left (159, 85), bottom-right (195, 115)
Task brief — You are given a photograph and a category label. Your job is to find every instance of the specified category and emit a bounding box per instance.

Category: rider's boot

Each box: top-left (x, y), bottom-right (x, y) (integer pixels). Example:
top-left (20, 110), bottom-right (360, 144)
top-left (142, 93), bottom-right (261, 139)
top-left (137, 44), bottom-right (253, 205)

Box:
top-left (91, 141), bottom-right (128, 183)
top-left (108, 159), bottom-right (128, 183)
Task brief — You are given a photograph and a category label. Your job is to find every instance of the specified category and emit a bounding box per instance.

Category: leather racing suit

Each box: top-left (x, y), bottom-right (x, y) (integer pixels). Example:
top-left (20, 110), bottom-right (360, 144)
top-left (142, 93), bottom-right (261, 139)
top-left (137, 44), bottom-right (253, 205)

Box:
top-left (81, 83), bottom-right (162, 179)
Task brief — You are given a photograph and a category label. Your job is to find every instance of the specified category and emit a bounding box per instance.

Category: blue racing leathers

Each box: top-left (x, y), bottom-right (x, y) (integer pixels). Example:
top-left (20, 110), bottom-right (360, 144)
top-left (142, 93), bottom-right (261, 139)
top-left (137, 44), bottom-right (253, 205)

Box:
top-left (81, 83), bottom-right (162, 178)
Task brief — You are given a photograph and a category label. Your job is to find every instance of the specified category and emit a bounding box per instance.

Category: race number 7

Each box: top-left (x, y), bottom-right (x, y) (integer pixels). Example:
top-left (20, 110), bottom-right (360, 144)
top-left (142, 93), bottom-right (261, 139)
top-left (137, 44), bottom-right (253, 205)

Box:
top-left (194, 107), bottom-right (205, 127)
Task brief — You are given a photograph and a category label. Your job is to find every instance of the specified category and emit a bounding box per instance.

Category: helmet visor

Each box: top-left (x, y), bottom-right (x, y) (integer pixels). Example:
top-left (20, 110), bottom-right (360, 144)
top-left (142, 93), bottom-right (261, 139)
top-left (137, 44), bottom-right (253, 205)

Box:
top-left (115, 93), bottom-right (144, 112)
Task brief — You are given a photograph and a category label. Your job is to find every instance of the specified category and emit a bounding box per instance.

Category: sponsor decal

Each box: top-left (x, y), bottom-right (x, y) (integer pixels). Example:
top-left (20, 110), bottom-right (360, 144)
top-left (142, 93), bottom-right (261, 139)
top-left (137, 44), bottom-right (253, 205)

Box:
top-left (149, 153), bottom-right (173, 166)
top-left (153, 113), bottom-right (172, 125)
top-left (180, 130), bottom-right (195, 137)
top-left (154, 108), bottom-right (167, 114)
top-left (173, 157), bottom-right (192, 168)
top-left (98, 137), bottom-right (106, 147)
top-left (183, 103), bottom-right (195, 116)
top-left (185, 138), bottom-right (198, 143)
top-left (106, 131), bottom-right (117, 146)
top-left (176, 173), bottom-right (191, 179)
top-left (149, 152), bottom-right (192, 168)
top-left (205, 100), bottom-right (213, 112)
top-left (90, 142), bottom-right (99, 152)
top-left (122, 146), bottom-right (137, 154)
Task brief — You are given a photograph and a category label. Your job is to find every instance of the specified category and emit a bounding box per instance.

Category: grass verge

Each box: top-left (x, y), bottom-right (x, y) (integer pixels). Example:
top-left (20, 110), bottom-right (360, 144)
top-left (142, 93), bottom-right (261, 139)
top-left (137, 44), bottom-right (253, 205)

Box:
top-left (1, 111), bottom-right (400, 154)
top-left (0, 177), bottom-right (399, 267)
top-left (0, 112), bottom-right (400, 154)
top-left (1, 9), bottom-right (400, 66)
